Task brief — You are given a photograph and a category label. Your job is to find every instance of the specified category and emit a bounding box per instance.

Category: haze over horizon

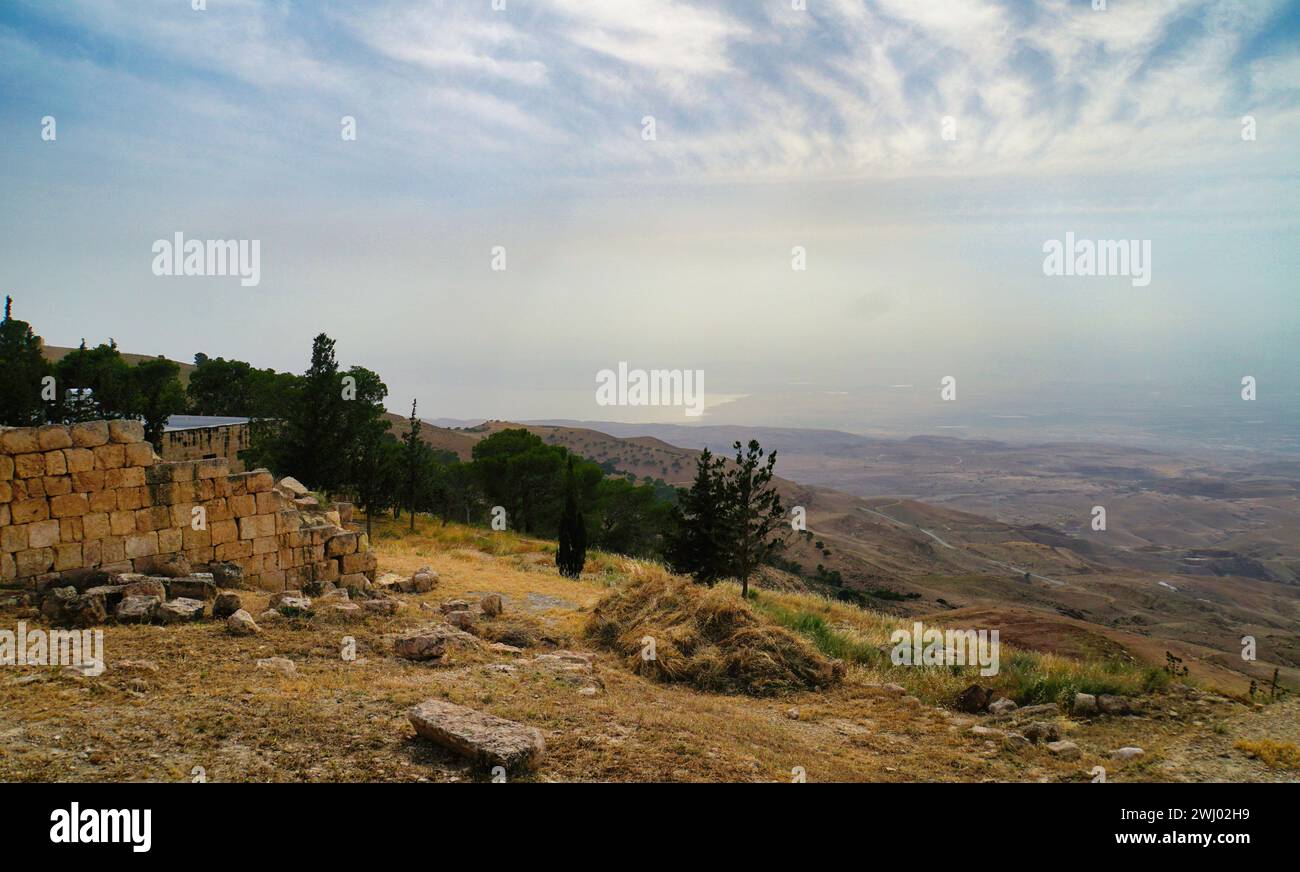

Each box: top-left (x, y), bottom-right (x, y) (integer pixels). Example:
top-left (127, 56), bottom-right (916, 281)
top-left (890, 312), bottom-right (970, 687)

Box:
top-left (3, 0), bottom-right (1297, 452)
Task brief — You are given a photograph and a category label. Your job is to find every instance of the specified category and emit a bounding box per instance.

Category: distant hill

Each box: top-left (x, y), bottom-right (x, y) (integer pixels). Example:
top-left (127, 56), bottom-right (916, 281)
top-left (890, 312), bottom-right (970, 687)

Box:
top-left (42, 345), bottom-right (197, 388)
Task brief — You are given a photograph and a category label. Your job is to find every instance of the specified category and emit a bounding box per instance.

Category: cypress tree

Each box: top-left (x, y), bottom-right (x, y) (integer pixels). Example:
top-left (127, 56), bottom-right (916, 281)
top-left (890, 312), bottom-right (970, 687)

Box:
top-left (557, 456), bottom-right (586, 578)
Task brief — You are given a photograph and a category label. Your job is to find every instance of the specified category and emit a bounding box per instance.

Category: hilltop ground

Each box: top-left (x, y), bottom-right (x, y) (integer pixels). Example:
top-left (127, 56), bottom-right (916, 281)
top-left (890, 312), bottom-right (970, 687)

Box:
top-left (2, 518), bottom-right (1295, 783)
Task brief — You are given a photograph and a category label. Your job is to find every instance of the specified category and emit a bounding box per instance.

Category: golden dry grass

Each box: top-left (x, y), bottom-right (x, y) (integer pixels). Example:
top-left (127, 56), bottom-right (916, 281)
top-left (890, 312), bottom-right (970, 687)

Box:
top-left (0, 516), bottom-right (1282, 782)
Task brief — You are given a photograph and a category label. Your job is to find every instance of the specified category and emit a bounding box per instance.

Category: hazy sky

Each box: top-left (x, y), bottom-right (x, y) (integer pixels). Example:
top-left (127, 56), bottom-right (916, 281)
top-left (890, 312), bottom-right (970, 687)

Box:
top-left (2, 0), bottom-right (1297, 430)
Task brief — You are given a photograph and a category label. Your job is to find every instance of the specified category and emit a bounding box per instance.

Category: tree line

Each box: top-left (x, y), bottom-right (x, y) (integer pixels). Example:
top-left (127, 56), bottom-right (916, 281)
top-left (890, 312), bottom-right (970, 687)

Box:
top-left (1, 296), bottom-right (791, 593)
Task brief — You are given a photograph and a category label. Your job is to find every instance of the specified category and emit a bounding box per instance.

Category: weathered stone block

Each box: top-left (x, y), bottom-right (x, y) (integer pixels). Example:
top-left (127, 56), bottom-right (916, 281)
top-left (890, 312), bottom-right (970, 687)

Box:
top-left (28, 519), bottom-right (60, 549)
top-left (36, 425), bottom-right (73, 451)
top-left (16, 547), bottom-right (54, 577)
top-left (0, 455), bottom-right (12, 480)
top-left (157, 527), bottom-right (182, 554)
top-left (252, 535), bottom-right (278, 556)
top-left (11, 498), bottom-right (48, 525)
top-left (1, 525), bottom-right (28, 553)
top-left (70, 421), bottom-right (110, 448)
top-left (238, 513), bottom-right (275, 540)
top-left (247, 470), bottom-right (274, 493)
top-left (43, 475), bottom-right (72, 496)
top-left (182, 526), bottom-right (211, 550)
top-left (63, 448), bottom-right (95, 474)
top-left (340, 550), bottom-right (377, 576)
top-left (0, 481), bottom-right (10, 504)
top-left (124, 442), bottom-right (155, 467)
top-left (59, 517), bottom-right (82, 543)
top-left (209, 519), bottom-right (238, 546)
top-left (53, 543), bottom-right (83, 572)
top-left (88, 489), bottom-right (118, 513)
top-left (15, 453), bottom-right (45, 478)
top-left (1, 428), bottom-right (39, 454)
top-left (116, 487), bottom-right (145, 511)
top-left (325, 532), bottom-right (358, 557)
top-left (93, 443), bottom-right (126, 470)
top-left (124, 532), bottom-right (159, 559)
top-left (49, 493), bottom-right (88, 519)
top-left (44, 451), bottom-right (67, 476)
top-left (107, 420), bottom-right (145, 444)
top-left (215, 540), bottom-right (252, 561)
top-left (71, 470), bottom-right (105, 492)
top-left (228, 494), bottom-right (256, 518)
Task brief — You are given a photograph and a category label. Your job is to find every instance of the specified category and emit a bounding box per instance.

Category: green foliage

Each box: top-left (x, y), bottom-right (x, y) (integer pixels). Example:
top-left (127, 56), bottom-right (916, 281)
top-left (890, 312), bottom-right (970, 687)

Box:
top-left (557, 457), bottom-right (587, 578)
top-left (133, 357), bottom-right (187, 448)
top-left (0, 297), bottom-right (52, 426)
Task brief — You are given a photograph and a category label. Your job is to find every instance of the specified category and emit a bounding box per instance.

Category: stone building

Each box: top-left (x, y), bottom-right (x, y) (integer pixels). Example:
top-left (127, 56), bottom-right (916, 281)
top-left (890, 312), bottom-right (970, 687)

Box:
top-left (160, 415), bottom-right (251, 472)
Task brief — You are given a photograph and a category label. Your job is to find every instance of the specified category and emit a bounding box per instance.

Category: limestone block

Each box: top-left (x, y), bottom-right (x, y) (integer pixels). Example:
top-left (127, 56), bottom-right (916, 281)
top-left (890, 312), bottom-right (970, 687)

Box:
top-left (44, 450), bottom-right (67, 476)
top-left (124, 442), bottom-right (155, 467)
top-left (107, 420), bottom-right (145, 443)
top-left (28, 520), bottom-right (61, 549)
top-left (82, 512), bottom-right (110, 540)
top-left (101, 537), bottom-right (126, 564)
top-left (238, 514), bottom-right (276, 540)
top-left (228, 494), bottom-right (256, 518)
top-left (63, 448), bottom-right (95, 474)
top-left (93, 443), bottom-right (126, 470)
top-left (11, 498), bottom-right (48, 525)
top-left (124, 532), bottom-right (159, 559)
top-left (1, 525), bottom-right (28, 553)
top-left (1, 428), bottom-right (39, 454)
top-left (157, 527), bottom-right (182, 554)
top-left (0, 455), bottom-right (12, 480)
top-left (209, 519), bottom-right (238, 546)
top-left (71, 470), bottom-right (105, 492)
top-left (117, 487), bottom-right (145, 511)
top-left (70, 421), bottom-right (110, 448)
top-left (36, 424), bottom-right (73, 451)
top-left (88, 488), bottom-right (118, 513)
top-left (53, 543), bottom-right (82, 572)
top-left (15, 453), bottom-right (45, 478)
top-left (58, 517), bottom-right (82, 543)
top-left (16, 547), bottom-right (54, 577)
top-left (43, 475), bottom-right (72, 496)
top-left (50, 493), bottom-right (89, 519)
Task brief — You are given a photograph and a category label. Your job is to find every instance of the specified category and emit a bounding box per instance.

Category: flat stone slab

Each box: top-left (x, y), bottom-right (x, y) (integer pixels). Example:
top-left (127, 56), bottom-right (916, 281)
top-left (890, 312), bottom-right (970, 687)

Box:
top-left (408, 699), bottom-right (544, 772)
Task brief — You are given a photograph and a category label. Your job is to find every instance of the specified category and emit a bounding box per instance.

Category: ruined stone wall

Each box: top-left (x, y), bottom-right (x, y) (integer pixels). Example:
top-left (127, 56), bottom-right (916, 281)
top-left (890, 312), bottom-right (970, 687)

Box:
top-left (160, 422), bottom-right (251, 473)
top-left (0, 420), bottom-right (375, 593)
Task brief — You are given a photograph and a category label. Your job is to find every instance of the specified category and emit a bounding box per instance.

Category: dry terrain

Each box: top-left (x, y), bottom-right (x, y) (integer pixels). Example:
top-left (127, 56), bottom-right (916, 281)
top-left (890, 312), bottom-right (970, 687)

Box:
top-left (3, 518), bottom-right (1295, 783)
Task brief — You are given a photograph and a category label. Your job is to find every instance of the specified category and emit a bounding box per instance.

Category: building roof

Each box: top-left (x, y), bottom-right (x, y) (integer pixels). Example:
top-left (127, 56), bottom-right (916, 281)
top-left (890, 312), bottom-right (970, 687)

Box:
top-left (163, 415), bottom-right (250, 432)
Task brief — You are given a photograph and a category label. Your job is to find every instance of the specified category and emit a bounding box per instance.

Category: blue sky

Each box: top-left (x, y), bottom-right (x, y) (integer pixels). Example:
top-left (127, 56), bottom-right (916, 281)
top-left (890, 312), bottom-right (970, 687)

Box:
top-left (1, 0), bottom-right (1298, 433)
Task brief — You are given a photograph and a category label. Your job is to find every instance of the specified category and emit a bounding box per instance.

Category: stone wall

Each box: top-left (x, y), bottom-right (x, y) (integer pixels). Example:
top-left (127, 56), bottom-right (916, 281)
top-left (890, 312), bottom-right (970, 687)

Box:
top-left (160, 421), bottom-right (251, 473)
top-left (0, 419), bottom-right (375, 593)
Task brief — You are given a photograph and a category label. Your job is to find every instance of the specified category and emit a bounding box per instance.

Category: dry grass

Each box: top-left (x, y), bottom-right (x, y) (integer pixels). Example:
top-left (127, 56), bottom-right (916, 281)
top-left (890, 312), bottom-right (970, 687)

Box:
top-left (1234, 739), bottom-right (1300, 770)
top-left (585, 572), bottom-right (843, 696)
top-left (0, 516), bottom-right (1276, 783)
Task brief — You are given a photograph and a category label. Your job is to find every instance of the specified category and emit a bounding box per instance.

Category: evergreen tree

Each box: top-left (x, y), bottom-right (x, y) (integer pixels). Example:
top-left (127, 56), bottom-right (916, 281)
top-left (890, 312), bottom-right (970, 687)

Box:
top-left (133, 357), bottom-right (187, 448)
top-left (722, 439), bottom-right (786, 598)
top-left (402, 399), bottom-right (423, 531)
top-left (557, 456), bottom-right (587, 578)
top-left (0, 296), bottom-right (52, 426)
top-left (665, 447), bottom-right (730, 585)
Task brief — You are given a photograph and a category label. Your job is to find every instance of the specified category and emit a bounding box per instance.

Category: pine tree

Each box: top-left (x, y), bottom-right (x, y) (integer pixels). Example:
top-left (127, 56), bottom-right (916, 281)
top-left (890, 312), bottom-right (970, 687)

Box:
top-left (665, 447), bottom-right (730, 585)
top-left (556, 456), bottom-right (587, 578)
top-left (723, 440), bottom-right (786, 598)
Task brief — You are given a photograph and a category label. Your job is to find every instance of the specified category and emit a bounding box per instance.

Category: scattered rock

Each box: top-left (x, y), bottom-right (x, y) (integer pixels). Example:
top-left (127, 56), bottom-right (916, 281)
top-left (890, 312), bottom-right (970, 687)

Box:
top-left (394, 633), bottom-right (447, 662)
top-left (1098, 695), bottom-right (1135, 716)
top-left (406, 567), bottom-right (438, 593)
top-left (168, 577), bottom-right (217, 602)
top-left (1111, 746), bottom-right (1145, 761)
top-left (1023, 721), bottom-right (1062, 744)
top-left (147, 554), bottom-right (193, 579)
top-left (881, 683), bottom-right (906, 695)
top-left (1002, 732), bottom-right (1031, 751)
top-left (955, 684), bottom-right (991, 713)
top-left (988, 697), bottom-right (1018, 716)
top-left (1046, 740), bottom-right (1081, 760)
top-left (1072, 692), bottom-right (1099, 716)
top-left (212, 592), bottom-right (243, 619)
top-left (968, 725), bottom-right (1005, 738)
top-left (207, 562), bottom-right (245, 588)
top-left (408, 699), bottom-right (545, 772)
top-left (226, 609), bottom-right (260, 636)
top-left (479, 594), bottom-right (503, 618)
top-left (121, 578), bottom-right (167, 600)
top-left (787, 707), bottom-right (800, 720)
top-left (1013, 703), bottom-right (1061, 720)
top-left (488, 642), bottom-right (524, 656)
top-left (276, 596), bottom-right (314, 618)
top-left (277, 476), bottom-right (309, 497)
top-left (361, 598), bottom-right (401, 615)
top-left (439, 599), bottom-right (470, 614)
top-left (157, 597), bottom-right (205, 624)
top-left (327, 602), bottom-right (362, 621)
top-left (116, 595), bottom-right (160, 624)
top-left (256, 657), bottom-right (297, 677)
top-left (578, 687), bottom-right (599, 697)
top-left (445, 610), bottom-right (476, 631)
